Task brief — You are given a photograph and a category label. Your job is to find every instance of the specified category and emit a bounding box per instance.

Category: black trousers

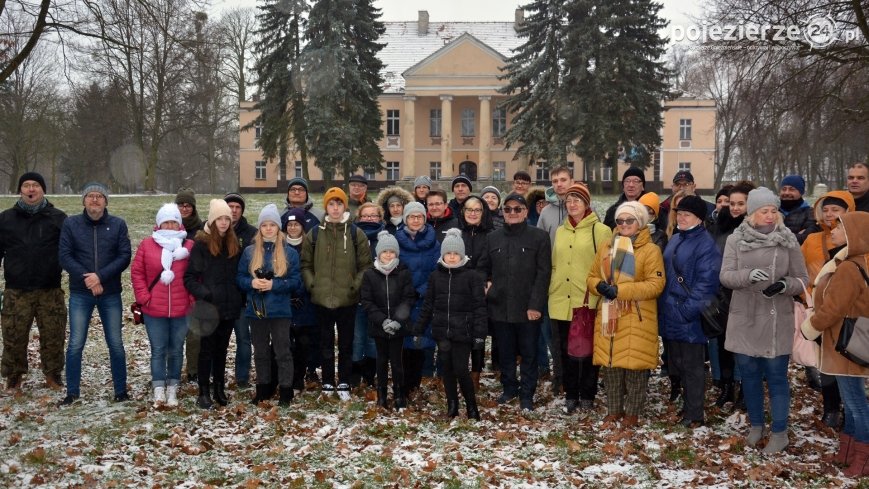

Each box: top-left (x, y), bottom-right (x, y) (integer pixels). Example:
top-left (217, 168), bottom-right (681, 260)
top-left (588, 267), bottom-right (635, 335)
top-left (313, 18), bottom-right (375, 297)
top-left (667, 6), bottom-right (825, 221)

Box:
top-left (668, 340), bottom-right (706, 422)
top-left (494, 320), bottom-right (539, 401)
top-left (438, 340), bottom-right (475, 404)
top-left (250, 318), bottom-right (293, 387)
top-left (403, 348), bottom-right (426, 393)
top-left (374, 336), bottom-right (404, 395)
top-left (290, 326), bottom-right (314, 390)
top-left (316, 305), bottom-right (357, 387)
top-left (554, 319), bottom-right (599, 401)
top-left (717, 328), bottom-right (735, 382)
top-left (198, 319), bottom-right (235, 387)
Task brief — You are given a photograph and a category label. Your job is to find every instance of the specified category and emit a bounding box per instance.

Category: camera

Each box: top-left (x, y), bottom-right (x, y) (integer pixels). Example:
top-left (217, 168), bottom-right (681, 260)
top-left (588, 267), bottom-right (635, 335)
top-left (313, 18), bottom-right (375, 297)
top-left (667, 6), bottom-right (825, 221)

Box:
top-left (254, 268), bottom-right (274, 280)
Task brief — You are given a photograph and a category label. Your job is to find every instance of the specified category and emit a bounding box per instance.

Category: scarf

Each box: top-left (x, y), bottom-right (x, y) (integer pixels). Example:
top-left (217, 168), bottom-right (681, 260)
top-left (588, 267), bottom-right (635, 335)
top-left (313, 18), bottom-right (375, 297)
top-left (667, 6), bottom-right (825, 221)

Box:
top-left (16, 198), bottom-right (48, 214)
top-left (374, 257), bottom-right (400, 275)
top-left (286, 236), bottom-right (303, 246)
top-left (438, 256), bottom-right (469, 269)
top-left (151, 229), bottom-right (189, 284)
top-left (390, 216), bottom-right (403, 227)
top-left (735, 221), bottom-right (799, 252)
top-left (600, 235), bottom-right (637, 337)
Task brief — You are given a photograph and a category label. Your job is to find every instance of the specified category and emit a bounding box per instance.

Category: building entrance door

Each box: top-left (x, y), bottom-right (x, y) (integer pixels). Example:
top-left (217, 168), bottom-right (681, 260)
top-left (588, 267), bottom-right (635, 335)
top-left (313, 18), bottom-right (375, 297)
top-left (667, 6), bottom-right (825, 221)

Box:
top-left (458, 161), bottom-right (477, 181)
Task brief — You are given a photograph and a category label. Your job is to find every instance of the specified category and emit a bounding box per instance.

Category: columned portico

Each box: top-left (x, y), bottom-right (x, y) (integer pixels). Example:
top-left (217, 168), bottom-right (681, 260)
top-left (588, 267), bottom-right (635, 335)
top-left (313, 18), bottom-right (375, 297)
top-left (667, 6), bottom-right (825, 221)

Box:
top-left (403, 96), bottom-right (416, 176)
top-left (440, 95), bottom-right (453, 177)
top-left (478, 95), bottom-right (492, 180)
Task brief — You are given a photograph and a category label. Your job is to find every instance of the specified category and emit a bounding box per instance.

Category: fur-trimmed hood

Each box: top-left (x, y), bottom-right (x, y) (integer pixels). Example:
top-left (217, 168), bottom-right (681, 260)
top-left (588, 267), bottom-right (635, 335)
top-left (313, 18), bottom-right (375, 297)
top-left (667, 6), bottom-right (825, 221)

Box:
top-left (813, 190), bottom-right (856, 231)
top-left (375, 186), bottom-right (414, 217)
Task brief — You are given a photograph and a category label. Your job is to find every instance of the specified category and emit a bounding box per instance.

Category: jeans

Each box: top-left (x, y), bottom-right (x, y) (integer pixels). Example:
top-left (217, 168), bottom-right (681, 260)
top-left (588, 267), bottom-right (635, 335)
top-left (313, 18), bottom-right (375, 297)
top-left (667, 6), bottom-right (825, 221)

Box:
top-left (144, 315), bottom-right (189, 388)
top-left (837, 376), bottom-right (869, 443)
top-left (65, 292), bottom-right (126, 397)
top-left (494, 320), bottom-right (540, 402)
top-left (233, 311), bottom-right (252, 383)
top-left (352, 307), bottom-right (377, 361)
top-left (735, 353), bottom-right (790, 432)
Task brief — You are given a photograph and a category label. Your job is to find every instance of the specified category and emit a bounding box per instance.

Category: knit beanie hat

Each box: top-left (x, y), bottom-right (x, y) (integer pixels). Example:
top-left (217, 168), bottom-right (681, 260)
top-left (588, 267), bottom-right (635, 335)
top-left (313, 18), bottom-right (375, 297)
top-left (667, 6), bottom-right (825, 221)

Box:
top-left (675, 195), bottom-right (707, 221)
top-left (565, 183), bottom-right (591, 207)
top-left (622, 167), bottom-right (646, 185)
top-left (414, 175), bottom-right (433, 189)
top-left (480, 186), bottom-right (502, 206)
top-left (780, 175), bottom-right (806, 195)
top-left (638, 192), bottom-right (660, 218)
top-left (258, 203), bottom-right (282, 228)
top-left (18, 172), bottom-right (46, 193)
top-left (375, 230), bottom-right (400, 257)
top-left (440, 228), bottom-right (465, 258)
top-left (224, 192), bottom-right (246, 213)
top-left (283, 207), bottom-right (306, 230)
top-left (747, 187), bottom-right (780, 216)
top-left (206, 198), bottom-right (232, 229)
top-left (822, 196), bottom-right (849, 210)
top-left (156, 203), bottom-right (182, 228)
top-left (323, 187), bottom-right (348, 209)
top-left (175, 188), bottom-right (196, 207)
top-left (452, 174), bottom-right (472, 191)
top-left (82, 182), bottom-right (109, 204)
top-left (287, 177), bottom-right (309, 192)
top-left (387, 195), bottom-right (403, 206)
top-left (615, 201), bottom-right (650, 228)
top-left (403, 201), bottom-right (426, 224)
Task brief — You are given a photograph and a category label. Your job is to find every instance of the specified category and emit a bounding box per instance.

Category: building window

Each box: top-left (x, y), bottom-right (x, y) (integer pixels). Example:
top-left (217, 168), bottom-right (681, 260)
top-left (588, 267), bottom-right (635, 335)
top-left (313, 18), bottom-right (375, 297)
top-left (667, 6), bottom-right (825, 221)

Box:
top-left (254, 123), bottom-right (262, 139)
top-left (363, 168), bottom-right (377, 181)
top-left (493, 161), bottom-right (506, 181)
top-left (653, 151), bottom-right (661, 181)
top-left (295, 161), bottom-right (303, 178)
top-left (430, 162), bottom-right (442, 180)
top-left (567, 161), bottom-right (575, 178)
top-left (602, 166), bottom-right (613, 182)
top-left (679, 119), bottom-right (692, 140)
top-left (387, 110), bottom-right (400, 136)
top-left (536, 165), bottom-right (549, 182)
top-left (492, 108), bottom-right (507, 137)
top-left (461, 108), bottom-right (475, 137)
top-left (679, 162), bottom-right (691, 172)
top-left (255, 160), bottom-right (266, 180)
top-left (430, 109), bottom-right (442, 137)
top-left (386, 161), bottom-right (400, 181)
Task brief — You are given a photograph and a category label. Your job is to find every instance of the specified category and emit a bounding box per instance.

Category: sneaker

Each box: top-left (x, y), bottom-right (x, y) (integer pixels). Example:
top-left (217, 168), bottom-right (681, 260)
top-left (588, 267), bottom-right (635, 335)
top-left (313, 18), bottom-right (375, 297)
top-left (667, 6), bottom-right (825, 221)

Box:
top-left (563, 399), bottom-right (579, 414)
top-left (59, 394), bottom-right (80, 406)
top-left (166, 386), bottom-right (179, 407)
top-left (114, 392), bottom-right (131, 402)
top-left (321, 384), bottom-right (336, 397)
top-left (497, 393), bottom-right (517, 405)
top-left (579, 399), bottom-right (594, 411)
top-left (336, 383), bottom-right (351, 401)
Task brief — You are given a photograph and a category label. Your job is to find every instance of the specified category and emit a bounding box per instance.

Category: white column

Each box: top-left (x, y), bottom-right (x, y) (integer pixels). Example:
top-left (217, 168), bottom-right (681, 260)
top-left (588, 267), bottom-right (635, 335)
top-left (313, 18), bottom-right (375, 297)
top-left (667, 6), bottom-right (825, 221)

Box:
top-left (440, 95), bottom-right (453, 178)
top-left (403, 96), bottom-right (416, 178)
top-left (478, 96), bottom-right (492, 180)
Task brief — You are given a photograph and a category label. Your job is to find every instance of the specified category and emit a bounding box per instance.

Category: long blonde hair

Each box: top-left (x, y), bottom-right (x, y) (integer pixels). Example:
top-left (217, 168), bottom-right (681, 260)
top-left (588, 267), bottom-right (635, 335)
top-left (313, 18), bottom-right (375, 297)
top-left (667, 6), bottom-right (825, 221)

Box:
top-left (248, 230), bottom-right (289, 277)
top-left (666, 189), bottom-right (691, 239)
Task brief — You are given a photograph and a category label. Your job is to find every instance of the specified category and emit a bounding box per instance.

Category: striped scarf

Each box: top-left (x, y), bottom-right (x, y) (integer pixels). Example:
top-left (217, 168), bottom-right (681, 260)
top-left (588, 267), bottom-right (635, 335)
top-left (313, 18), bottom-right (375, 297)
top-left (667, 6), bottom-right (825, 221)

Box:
top-left (600, 235), bottom-right (637, 337)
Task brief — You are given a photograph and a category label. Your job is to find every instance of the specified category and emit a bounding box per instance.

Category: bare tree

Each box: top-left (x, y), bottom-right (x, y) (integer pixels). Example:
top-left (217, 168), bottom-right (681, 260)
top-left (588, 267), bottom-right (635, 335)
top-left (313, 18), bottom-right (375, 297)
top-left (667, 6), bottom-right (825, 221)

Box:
top-left (218, 6), bottom-right (257, 103)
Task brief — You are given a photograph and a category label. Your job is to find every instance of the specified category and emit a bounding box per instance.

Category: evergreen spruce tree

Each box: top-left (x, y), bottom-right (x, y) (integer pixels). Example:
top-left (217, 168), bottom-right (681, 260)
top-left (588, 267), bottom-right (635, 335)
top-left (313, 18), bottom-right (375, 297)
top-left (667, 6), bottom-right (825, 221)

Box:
top-left (302, 0), bottom-right (385, 185)
top-left (250, 0), bottom-right (309, 182)
top-left (561, 0), bottom-right (671, 189)
top-left (498, 0), bottom-right (570, 167)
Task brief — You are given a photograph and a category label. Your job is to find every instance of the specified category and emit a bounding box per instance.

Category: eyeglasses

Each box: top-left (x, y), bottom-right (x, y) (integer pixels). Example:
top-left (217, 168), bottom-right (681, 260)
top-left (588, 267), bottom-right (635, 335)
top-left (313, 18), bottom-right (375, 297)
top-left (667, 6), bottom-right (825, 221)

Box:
top-left (427, 201), bottom-right (445, 207)
top-left (673, 181), bottom-right (693, 189)
top-left (21, 183), bottom-right (42, 190)
top-left (615, 218), bottom-right (638, 226)
top-left (178, 203), bottom-right (193, 209)
top-left (464, 208), bottom-right (483, 214)
top-left (564, 197), bottom-right (585, 205)
top-left (503, 206), bottom-right (526, 214)
top-left (623, 178), bottom-right (643, 185)
top-left (406, 214), bottom-right (425, 220)
top-left (513, 180), bottom-right (530, 186)
top-left (85, 194), bottom-right (105, 201)
top-left (288, 187), bottom-right (306, 193)
top-left (359, 214), bottom-right (380, 220)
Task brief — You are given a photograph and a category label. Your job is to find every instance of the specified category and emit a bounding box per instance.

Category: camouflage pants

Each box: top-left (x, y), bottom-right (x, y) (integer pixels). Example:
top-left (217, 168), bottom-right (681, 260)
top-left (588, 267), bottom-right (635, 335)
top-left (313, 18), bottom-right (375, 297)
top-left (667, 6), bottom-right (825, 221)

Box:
top-left (1, 288), bottom-right (67, 379)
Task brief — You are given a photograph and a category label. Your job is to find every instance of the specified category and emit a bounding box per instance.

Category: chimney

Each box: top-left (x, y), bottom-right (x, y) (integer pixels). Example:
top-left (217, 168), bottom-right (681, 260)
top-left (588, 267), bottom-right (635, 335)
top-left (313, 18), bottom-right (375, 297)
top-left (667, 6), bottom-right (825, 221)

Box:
top-left (514, 9), bottom-right (524, 31)
top-left (418, 10), bottom-right (429, 35)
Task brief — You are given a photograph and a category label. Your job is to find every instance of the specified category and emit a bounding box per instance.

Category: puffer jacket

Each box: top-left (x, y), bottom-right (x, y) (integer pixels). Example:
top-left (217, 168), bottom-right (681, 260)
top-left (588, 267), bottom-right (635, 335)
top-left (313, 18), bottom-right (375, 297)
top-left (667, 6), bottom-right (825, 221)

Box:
top-left (806, 212), bottom-right (869, 377)
top-left (301, 213), bottom-right (373, 309)
top-left (183, 239), bottom-right (243, 321)
top-left (396, 224), bottom-right (440, 350)
top-left (237, 241), bottom-right (302, 319)
top-left (288, 239), bottom-right (316, 327)
top-left (587, 228), bottom-right (666, 370)
top-left (537, 187), bottom-right (566, 244)
top-left (360, 262), bottom-right (416, 339)
top-left (0, 200), bottom-right (67, 290)
top-left (131, 237), bottom-right (195, 318)
top-left (428, 208), bottom-right (460, 243)
top-left (800, 190), bottom-right (856, 292)
top-left (548, 212), bottom-right (612, 321)
top-left (59, 210), bottom-right (131, 296)
top-left (233, 216), bottom-right (257, 251)
top-left (375, 186), bottom-right (414, 235)
top-left (282, 196), bottom-right (324, 232)
top-left (603, 191), bottom-right (649, 229)
top-left (781, 199), bottom-right (813, 244)
top-left (526, 186), bottom-right (547, 226)
top-left (417, 263), bottom-right (488, 344)
top-left (659, 225), bottom-right (721, 344)
top-left (720, 221), bottom-right (809, 358)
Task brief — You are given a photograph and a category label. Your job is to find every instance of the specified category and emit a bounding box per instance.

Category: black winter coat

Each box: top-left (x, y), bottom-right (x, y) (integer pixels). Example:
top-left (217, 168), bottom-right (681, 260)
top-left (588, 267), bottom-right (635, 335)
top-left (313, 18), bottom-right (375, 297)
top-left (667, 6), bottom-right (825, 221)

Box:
top-left (0, 201), bottom-right (67, 290)
top-left (416, 264), bottom-right (487, 344)
top-left (184, 240), bottom-right (243, 321)
top-left (461, 225), bottom-right (490, 272)
top-left (478, 221), bottom-right (551, 323)
top-left (233, 216), bottom-right (257, 251)
top-left (360, 263), bottom-right (417, 339)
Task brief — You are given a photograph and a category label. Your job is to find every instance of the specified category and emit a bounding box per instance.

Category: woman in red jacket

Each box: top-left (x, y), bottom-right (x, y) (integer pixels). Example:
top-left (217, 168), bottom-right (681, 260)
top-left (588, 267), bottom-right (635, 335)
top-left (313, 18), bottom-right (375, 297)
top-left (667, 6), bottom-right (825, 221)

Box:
top-left (131, 203), bottom-right (195, 407)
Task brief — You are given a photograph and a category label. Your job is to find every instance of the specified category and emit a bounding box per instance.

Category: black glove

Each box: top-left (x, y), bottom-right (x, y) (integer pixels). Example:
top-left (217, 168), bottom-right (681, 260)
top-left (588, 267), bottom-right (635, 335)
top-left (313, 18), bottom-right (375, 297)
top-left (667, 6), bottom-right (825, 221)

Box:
top-left (596, 281), bottom-right (618, 301)
top-left (290, 296), bottom-right (304, 309)
top-left (762, 280), bottom-right (787, 297)
top-left (473, 338), bottom-right (485, 351)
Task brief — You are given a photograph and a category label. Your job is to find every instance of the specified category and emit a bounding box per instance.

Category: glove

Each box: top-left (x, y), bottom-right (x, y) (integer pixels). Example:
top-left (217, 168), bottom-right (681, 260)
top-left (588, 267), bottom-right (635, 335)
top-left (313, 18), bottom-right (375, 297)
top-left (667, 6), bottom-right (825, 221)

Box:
top-left (762, 280), bottom-right (787, 297)
top-left (800, 311), bottom-right (821, 341)
top-left (412, 336), bottom-right (423, 348)
top-left (596, 281), bottom-right (618, 301)
top-left (749, 268), bottom-right (770, 284)
top-left (383, 320), bottom-right (401, 335)
top-left (290, 296), bottom-right (303, 309)
top-left (473, 338), bottom-right (485, 350)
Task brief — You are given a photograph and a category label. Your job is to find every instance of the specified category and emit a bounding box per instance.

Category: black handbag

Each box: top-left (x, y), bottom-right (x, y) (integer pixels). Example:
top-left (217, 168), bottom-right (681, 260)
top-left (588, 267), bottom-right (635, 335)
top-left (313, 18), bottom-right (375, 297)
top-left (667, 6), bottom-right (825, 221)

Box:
top-left (835, 261), bottom-right (869, 368)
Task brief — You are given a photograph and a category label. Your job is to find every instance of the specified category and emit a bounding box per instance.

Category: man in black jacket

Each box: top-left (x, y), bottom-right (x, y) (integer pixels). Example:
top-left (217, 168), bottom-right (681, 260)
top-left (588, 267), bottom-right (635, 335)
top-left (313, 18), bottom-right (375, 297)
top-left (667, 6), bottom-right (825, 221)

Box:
top-left (225, 192), bottom-right (257, 388)
top-left (478, 194), bottom-right (551, 411)
top-left (0, 172), bottom-right (68, 392)
top-left (604, 167), bottom-right (648, 229)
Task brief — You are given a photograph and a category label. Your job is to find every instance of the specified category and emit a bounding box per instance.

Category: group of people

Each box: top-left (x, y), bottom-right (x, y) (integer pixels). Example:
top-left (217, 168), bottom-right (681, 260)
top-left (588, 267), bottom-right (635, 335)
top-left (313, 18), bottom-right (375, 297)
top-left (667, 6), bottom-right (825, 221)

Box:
top-left (2, 163), bottom-right (869, 472)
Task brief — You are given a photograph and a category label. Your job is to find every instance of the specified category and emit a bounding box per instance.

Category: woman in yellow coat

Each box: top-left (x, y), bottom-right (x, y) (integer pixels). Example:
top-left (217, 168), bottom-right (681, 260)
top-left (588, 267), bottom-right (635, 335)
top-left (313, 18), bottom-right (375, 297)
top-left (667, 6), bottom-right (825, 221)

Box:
top-left (588, 201), bottom-right (666, 428)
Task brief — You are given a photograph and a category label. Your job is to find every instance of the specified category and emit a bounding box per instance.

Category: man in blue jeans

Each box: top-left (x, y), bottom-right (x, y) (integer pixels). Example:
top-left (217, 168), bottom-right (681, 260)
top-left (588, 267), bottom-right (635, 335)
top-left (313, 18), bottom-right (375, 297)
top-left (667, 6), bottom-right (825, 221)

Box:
top-left (58, 183), bottom-right (132, 405)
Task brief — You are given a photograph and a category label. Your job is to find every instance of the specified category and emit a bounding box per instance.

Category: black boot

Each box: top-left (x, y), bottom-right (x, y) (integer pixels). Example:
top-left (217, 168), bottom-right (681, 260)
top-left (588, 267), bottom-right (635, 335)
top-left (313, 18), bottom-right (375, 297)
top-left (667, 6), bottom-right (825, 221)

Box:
top-left (197, 384), bottom-right (213, 409)
top-left (466, 396), bottom-right (481, 420)
top-left (715, 381), bottom-right (735, 408)
top-left (213, 383), bottom-right (229, 406)
top-left (363, 358), bottom-right (377, 388)
top-left (447, 399), bottom-right (460, 418)
top-left (393, 386), bottom-right (406, 410)
top-left (350, 361), bottom-right (363, 388)
top-left (669, 375), bottom-right (682, 402)
top-left (376, 386), bottom-right (389, 409)
top-left (279, 386), bottom-right (294, 406)
top-left (251, 384), bottom-right (268, 406)
top-left (732, 382), bottom-right (746, 412)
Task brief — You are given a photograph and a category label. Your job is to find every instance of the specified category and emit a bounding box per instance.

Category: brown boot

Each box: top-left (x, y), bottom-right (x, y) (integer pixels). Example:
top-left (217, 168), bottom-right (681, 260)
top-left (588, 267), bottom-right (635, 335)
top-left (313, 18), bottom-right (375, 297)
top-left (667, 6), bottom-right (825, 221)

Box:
top-left (6, 374), bottom-right (22, 390)
top-left (845, 441), bottom-right (869, 478)
top-left (470, 372), bottom-right (480, 392)
top-left (45, 373), bottom-right (63, 390)
top-left (826, 433), bottom-right (853, 466)
top-left (622, 415), bottom-right (639, 428)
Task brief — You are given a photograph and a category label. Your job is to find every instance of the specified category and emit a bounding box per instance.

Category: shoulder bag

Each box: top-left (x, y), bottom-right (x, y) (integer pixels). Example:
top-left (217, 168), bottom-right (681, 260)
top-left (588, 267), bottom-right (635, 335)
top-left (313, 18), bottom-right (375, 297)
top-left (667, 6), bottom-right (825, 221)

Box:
top-left (835, 261), bottom-right (869, 368)
top-left (567, 223), bottom-right (598, 358)
top-left (791, 278), bottom-right (818, 367)
top-left (130, 274), bottom-right (161, 325)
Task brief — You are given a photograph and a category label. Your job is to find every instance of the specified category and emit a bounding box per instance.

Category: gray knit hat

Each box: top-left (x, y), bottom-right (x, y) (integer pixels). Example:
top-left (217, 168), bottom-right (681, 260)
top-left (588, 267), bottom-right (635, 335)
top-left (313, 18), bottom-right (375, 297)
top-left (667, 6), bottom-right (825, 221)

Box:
top-left (414, 175), bottom-right (433, 189)
top-left (257, 203), bottom-right (282, 228)
top-left (440, 228), bottom-right (465, 258)
top-left (403, 201), bottom-right (426, 224)
top-left (747, 186), bottom-right (780, 216)
top-left (375, 230), bottom-right (399, 257)
top-left (82, 182), bottom-right (109, 204)
top-left (480, 186), bottom-right (502, 206)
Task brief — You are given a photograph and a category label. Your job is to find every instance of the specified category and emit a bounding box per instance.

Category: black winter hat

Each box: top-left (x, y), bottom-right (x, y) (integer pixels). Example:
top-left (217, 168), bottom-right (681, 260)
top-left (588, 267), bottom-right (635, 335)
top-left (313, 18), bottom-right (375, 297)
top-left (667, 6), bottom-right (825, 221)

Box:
top-left (18, 172), bottom-right (46, 193)
top-left (452, 174), bottom-right (472, 191)
top-left (675, 195), bottom-right (707, 221)
top-left (349, 174), bottom-right (368, 186)
top-left (622, 167), bottom-right (646, 185)
top-left (224, 192), bottom-right (246, 213)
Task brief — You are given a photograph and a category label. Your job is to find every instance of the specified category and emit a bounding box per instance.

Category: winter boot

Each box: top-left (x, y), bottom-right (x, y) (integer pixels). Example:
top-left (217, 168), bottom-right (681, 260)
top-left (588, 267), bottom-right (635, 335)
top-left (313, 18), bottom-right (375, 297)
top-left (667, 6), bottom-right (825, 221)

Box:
top-left (715, 381), bottom-right (735, 408)
top-left (470, 371), bottom-right (481, 392)
top-left (349, 361), bottom-right (363, 388)
top-left (166, 385), bottom-right (179, 407)
top-left (746, 425), bottom-right (765, 447)
top-left (732, 383), bottom-right (746, 412)
top-left (393, 386), bottom-right (407, 411)
top-left (278, 386), bottom-right (294, 407)
top-left (362, 358), bottom-right (377, 388)
top-left (829, 433), bottom-right (854, 466)
top-left (196, 384), bottom-right (213, 409)
top-left (213, 383), bottom-right (229, 406)
top-left (447, 399), bottom-right (460, 418)
top-left (845, 441), bottom-right (869, 477)
top-left (376, 386), bottom-right (389, 409)
top-left (669, 375), bottom-right (682, 402)
top-left (762, 431), bottom-right (789, 454)
top-left (466, 396), bottom-right (481, 420)
top-left (153, 386), bottom-right (166, 406)
top-left (251, 384), bottom-right (269, 406)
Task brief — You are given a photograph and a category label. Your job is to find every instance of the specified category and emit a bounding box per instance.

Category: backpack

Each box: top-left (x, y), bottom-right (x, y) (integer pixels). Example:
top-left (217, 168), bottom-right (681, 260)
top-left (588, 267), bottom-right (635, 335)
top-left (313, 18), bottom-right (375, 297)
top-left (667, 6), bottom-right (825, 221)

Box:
top-left (310, 222), bottom-right (361, 261)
